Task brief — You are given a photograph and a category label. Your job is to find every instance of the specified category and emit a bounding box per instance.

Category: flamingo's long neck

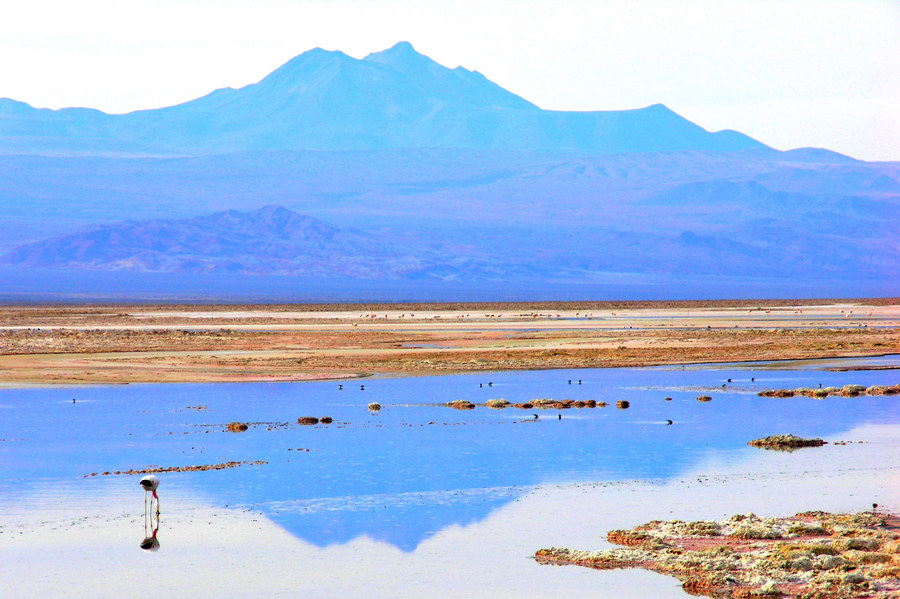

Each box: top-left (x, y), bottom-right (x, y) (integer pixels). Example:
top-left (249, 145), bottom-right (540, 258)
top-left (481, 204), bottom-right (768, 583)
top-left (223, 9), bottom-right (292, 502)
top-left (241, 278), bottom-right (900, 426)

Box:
top-left (152, 490), bottom-right (158, 500)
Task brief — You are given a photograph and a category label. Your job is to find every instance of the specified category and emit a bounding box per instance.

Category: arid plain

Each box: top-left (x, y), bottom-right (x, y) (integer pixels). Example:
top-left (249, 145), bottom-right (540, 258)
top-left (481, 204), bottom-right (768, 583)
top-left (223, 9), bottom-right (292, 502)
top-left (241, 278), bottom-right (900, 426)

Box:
top-left (1, 299), bottom-right (896, 386)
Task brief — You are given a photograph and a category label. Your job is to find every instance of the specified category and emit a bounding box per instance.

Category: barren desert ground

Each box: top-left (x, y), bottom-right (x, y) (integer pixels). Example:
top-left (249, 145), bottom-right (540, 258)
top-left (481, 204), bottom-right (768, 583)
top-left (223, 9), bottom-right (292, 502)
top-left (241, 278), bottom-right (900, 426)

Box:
top-left (0, 299), bottom-right (897, 385)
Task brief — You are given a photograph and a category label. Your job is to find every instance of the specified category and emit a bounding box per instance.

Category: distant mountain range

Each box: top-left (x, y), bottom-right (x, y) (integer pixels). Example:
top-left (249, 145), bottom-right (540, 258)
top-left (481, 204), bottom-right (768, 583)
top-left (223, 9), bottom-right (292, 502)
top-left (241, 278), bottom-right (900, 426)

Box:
top-left (2, 206), bottom-right (403, 275)
top-left (0, 43), bottom-right (896, 300)
top-left (0, 42), bottom-right (761, 156)
top-left (0, 205), bottom-right (535, 280)
top-left (4, 172), bottom-right (897, 287)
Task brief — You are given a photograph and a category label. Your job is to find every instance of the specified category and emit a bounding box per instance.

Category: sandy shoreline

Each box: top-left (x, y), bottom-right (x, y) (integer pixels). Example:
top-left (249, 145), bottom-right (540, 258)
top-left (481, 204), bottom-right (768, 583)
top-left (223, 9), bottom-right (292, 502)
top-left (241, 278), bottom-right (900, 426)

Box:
top-left (0, 299), bottom-right (896, 386)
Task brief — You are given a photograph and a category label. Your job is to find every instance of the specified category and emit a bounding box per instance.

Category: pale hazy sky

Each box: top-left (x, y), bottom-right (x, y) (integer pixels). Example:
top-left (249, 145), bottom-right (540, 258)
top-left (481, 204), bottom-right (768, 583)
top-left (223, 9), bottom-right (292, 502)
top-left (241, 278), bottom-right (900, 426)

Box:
top-left (1, 0), bottom-right (898, 161)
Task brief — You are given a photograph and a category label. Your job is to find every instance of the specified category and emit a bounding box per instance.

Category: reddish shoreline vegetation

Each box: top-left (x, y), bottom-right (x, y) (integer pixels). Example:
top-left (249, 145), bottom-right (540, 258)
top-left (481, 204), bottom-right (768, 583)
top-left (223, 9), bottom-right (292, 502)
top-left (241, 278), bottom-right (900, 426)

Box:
top-left (82, 460), bottom-right (267, 477)
top-left (535, 512), bottom-right (900, 599)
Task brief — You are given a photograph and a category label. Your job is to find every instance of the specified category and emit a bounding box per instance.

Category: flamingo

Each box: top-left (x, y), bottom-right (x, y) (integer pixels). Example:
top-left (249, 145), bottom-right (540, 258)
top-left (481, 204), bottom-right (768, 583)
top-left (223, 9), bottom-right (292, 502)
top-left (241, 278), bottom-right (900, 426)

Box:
top-left (140, 475), bottom-right (160, 517)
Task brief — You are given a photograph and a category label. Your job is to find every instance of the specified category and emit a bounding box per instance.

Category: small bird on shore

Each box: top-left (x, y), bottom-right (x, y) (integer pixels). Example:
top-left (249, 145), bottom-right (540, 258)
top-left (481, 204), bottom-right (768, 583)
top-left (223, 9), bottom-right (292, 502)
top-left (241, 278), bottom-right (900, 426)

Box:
top-left (873, 503), bottom-right (879, 513)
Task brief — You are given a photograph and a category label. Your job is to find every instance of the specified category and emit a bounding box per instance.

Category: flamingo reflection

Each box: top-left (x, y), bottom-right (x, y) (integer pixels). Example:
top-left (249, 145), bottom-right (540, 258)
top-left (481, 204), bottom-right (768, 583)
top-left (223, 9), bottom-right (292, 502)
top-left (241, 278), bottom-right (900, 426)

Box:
top-left (140, 475), bottom-right (160, 552)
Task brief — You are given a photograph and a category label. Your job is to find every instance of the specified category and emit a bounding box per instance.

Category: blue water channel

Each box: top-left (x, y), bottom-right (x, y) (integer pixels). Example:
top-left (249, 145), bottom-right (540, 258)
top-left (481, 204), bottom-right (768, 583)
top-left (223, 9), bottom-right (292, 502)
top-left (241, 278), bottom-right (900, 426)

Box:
top-left (1, 357), bottom-right (898, 551)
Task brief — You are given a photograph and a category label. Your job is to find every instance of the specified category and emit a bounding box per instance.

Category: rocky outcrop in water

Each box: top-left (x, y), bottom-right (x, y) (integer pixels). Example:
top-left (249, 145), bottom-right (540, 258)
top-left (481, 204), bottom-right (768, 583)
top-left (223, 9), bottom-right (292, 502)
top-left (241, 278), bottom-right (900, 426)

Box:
top-left (456, 398), bottom-right (604, 410)
top-left (749, 434), bottom-right (826, 451)
top-left (759, 384), bottom-right (900, 398)
top-left (447, 400), bottom-right (476, 409)
top-left (536, 511), bottom-right (900, 599)
top-left (84, 460), bottom-right (268, 477)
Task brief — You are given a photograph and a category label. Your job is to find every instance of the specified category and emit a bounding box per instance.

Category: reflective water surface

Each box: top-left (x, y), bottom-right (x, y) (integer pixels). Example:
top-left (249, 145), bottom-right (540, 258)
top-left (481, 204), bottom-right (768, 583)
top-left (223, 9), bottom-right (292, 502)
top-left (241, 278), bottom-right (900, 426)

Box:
top-left (1, 357), bottom-right (898, 598)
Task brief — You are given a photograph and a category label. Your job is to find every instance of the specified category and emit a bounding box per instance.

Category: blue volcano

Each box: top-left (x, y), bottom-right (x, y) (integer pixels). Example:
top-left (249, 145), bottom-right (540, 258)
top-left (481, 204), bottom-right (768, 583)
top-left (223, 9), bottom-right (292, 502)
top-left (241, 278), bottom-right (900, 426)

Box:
top-left (0, 42), bottom-right (761, 156)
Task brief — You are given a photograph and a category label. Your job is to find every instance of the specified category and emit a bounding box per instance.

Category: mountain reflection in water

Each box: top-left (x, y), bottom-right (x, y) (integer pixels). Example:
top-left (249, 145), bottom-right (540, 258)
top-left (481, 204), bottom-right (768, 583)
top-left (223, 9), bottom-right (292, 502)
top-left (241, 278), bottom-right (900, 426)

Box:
top-left (1, 357), bottom-right (898, 552)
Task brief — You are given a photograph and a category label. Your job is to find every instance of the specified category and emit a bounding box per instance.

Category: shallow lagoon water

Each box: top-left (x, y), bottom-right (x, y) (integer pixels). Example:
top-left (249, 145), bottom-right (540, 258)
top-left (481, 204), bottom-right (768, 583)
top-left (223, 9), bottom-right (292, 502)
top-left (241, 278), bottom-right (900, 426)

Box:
top-left (1, 357), bottom-right (899, 597)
